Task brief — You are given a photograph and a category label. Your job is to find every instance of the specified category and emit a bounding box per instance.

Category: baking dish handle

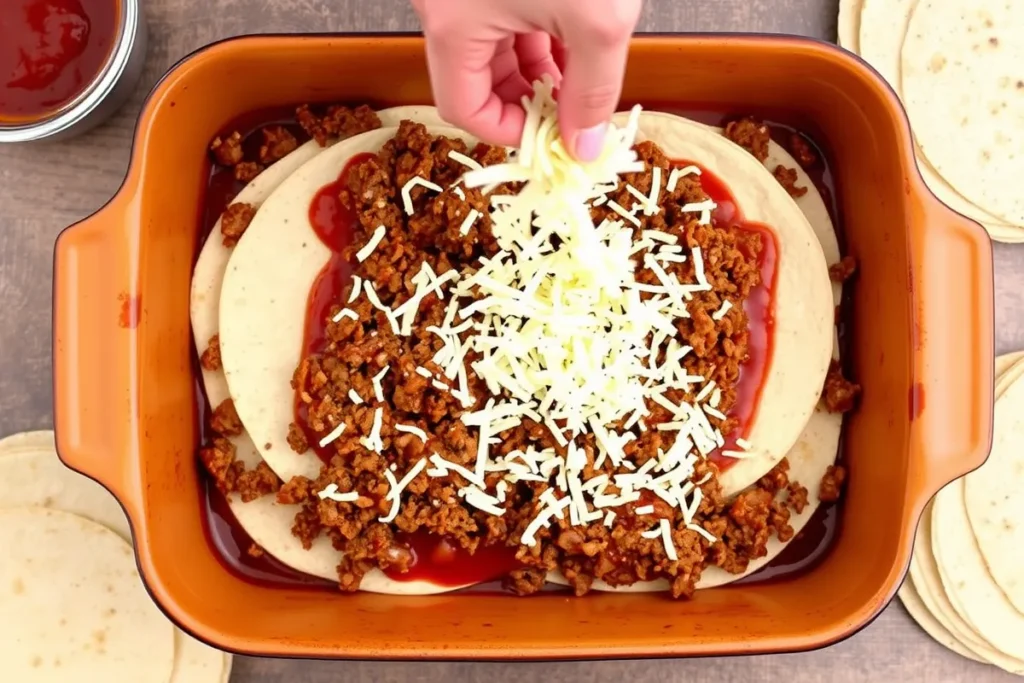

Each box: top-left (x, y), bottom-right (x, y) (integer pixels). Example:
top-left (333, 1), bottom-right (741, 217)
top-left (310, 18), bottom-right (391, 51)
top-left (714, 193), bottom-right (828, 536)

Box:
top-left (911, 199), bottom-right (995, 501)
top-left (52, 192), bottom-right (141, 521)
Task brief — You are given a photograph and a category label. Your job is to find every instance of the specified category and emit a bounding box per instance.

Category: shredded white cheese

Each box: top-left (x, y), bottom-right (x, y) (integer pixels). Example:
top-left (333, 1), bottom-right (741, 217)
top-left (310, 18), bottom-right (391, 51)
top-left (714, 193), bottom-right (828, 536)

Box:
top-left (379, 458), bottom-right (427, 523)
top-left (401, 177), bottom-right (444, 215)
top-left (371, 366), bottom-right (389, 402)
top-left (712, 300), bottom-right (733, 321)
top-left (395, 423), bottom-right (428, 443)
top-left (356, 226), bottom-right (386, 262)
top-left (359, 407), bottom-right (384, 453)
top-left (317, 483), bottom-right (359, 502)
top-left (448, 150), bottom-right (483, 171)
top-left (458, 208), bottom-right (481, 236)
top-left (318, 421), bottom-right (346, 448)
top-left (331, 308), bottom-right (358, 323)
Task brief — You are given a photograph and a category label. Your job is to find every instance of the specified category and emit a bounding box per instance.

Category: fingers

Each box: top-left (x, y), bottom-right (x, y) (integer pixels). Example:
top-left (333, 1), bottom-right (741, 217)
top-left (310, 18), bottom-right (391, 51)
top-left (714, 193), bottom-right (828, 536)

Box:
top-left (491, 36), bottom-right (534, 105)
top-left (514, 33), bottom-right (562, 88)
top-left (421, 34), bottom-right (527, 147)
top-left (556, 4), bottom-right (642, 161)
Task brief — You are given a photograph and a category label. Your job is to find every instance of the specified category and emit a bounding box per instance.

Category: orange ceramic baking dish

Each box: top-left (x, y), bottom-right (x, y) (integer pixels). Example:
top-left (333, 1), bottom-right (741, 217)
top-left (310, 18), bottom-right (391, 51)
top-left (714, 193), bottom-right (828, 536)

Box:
top-left (52, 35), bottom-right (994, 659)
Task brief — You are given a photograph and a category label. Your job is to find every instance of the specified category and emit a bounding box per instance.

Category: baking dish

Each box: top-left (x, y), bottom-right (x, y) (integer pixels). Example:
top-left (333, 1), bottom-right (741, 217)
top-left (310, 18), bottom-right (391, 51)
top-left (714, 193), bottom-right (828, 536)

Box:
top-left (52, 35), bottom-right (994, 659)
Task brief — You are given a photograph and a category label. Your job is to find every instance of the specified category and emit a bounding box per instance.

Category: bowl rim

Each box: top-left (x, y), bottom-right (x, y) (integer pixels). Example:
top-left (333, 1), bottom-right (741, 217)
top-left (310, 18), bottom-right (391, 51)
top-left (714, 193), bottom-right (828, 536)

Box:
top-left (0, 0), bottom-right (143, 143)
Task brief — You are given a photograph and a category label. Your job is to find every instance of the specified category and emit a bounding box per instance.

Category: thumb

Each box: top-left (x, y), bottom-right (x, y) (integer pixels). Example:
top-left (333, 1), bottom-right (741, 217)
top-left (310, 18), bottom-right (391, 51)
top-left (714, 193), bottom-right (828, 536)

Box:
top-left (556, 8), bottom-right (640, 161)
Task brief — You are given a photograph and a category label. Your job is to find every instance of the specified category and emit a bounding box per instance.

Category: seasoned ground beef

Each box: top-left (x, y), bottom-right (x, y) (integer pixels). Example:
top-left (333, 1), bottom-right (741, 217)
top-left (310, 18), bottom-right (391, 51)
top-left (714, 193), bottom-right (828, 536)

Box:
top-left (210, 131), bottom-right (243, 166)
top-left (248, 543), bottom-right (266, 558)
top-left (220, 202), bottom-right (256, 248)
top-left (210, 399), bottom-right (243, 437)
top-left (724, 117), bottom-right (770, 162)
top-left (296, 104), bottom-right (382, 147)
top-left (234, 161), bottom-right (263, 183)
top-left (773, 165), bottom-right (807, 198)
top-left (823, 360), bottom-right (861, 413)
top-left (200, 334), bottom-right (221, 371)
top-left (259, 126), bottom-right (298, 164)
top-left (829, 255), bottom-right (857, 283)
top-left (819, 465), bottom-right (847, 503)
top-left (788, 133), bottom-right (818, 169)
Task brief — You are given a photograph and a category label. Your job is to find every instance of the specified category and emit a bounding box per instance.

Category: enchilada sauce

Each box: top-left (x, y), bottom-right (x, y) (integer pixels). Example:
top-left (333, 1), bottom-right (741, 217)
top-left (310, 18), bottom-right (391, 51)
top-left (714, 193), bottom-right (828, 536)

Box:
top-left (0, 0), bottom-right (119, 122)
top-left (196, 108), bottom-right (843, 593)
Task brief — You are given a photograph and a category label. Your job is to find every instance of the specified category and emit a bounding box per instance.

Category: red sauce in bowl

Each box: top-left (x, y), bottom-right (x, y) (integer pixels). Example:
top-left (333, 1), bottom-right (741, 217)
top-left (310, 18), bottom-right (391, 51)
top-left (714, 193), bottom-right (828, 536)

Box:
top-left (0, 0), bottom-right (119, 123)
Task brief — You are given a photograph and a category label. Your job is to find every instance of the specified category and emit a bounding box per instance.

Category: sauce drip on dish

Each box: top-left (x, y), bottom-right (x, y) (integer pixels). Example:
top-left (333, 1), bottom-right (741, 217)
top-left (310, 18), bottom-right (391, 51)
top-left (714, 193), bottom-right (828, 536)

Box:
top-left (0, 0), bottom-right (119, 123)
top-left (195, 107), bottom-right (844, 593)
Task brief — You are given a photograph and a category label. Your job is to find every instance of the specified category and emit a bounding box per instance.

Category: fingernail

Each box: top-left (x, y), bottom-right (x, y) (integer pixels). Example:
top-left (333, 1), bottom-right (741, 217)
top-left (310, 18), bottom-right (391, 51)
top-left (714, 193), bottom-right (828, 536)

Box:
top-left (573, 123), bottom-right (607, 162)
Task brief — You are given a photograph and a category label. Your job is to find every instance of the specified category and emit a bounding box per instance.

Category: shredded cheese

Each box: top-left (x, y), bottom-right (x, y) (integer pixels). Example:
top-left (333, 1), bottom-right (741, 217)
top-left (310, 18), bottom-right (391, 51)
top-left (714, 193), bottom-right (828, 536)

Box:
top-left (379, 458), bottom-right (428, 523)
top-left (458, 208), bottom-right (481, 236)
top-left (448, 150), bottom-right (483, 171)
top-left (318, 421), bottom-right (346, 448)
top-left (347, 276), bottom-right (362, 303)
top-left (395, 423), bottom-right (428, 443)
top-left (356, 226), bottom-right (386, 262)
top-left (401, 177), bottom-right (443, 215)
top-left (317, 483), bottom-right (359, 502)
top-left (372, 366), bottom-right (389, 402)
top-left (331, 308), bottom-right (358, 323)
top-left (359, 407), bottom-right (384, 453)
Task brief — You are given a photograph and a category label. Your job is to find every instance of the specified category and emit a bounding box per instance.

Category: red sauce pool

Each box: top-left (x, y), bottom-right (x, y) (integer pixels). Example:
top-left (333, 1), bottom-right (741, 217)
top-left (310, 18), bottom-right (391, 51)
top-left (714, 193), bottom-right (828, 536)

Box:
top-left (195, 108), bottom-right (844, 593)
top-left (0, 0), bottom-right (119, 123)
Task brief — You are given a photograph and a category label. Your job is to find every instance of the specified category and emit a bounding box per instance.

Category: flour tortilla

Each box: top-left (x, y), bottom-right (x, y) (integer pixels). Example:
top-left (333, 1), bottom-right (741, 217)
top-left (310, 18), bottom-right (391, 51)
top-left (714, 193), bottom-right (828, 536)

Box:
top-left (908, 500), bottom-right (1024, 671)
top-left (932, 479), bottom-right (1024, 661)
top-left (0, 433), bottom-right (232, 682)
top-left (0, 429), bottom-right (56, 452)
top-left (900, 0), bottom-right (1024, 225)
top-left (171, 631), bottom-right (226, 683)
top-left (902, 352), bottom-right (1024, 673)
top-left (619, 110), bottom-right (843, 497)
top-left (898, 576), bottom-right (985, 663)
top-left (0, 507), bottom-right (174, 683)
top-left (194, 107), bottom-right (462, 593)
top-left (963, 362), bottom-right (1024, 615)
top-left (0, 435), bottom-right (129, 538)
top-left (837, 0), bottom-right (863, 51)
top-left (854, 0), bottom-right (1020, 238)
top-left (858, 0), bottom-right (914, 92)
top-left (219, 123), bottom-right (480, 595)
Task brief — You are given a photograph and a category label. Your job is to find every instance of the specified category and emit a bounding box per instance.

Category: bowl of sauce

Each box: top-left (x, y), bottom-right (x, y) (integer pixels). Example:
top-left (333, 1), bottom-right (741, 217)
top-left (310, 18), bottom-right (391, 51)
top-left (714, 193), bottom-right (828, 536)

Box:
top-left (0, 0), bottom-right (146, 142)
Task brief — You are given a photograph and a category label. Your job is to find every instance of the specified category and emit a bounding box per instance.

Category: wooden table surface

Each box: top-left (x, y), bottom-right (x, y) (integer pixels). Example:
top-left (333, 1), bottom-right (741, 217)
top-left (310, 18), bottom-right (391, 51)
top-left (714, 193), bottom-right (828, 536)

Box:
top-left (1, 0), bottom-right (1021, 681)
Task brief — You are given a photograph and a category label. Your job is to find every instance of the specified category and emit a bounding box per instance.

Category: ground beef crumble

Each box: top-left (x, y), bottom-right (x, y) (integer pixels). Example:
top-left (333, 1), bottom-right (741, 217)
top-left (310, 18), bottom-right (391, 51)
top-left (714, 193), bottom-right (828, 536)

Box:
top-left (829, 255), bottom-right (857, 283)
top-left (234, 161), bottom-right (263, 183)
top-left (296, 104), bottom-right (381, 147)
top-left (259, 125), bottom-right (298, 164)
top-left (200, 334), bottom-right (221, 371)
top-left (773, 165), bottom-right (808, 198)
top-left (819, 465), bottom-right (846, 503)
top-left (220, 202), bottom-right (256, 248)
top-left (823, 360), bottom-right (861, 413)
top-left (724, 117), bottom-right (770, 162)
top-left (788, 133), bottom-right (818, 169)
top-left (210, 131), bottom-right (243, 166)
top-left (197, 111), bottom-right (854, 598)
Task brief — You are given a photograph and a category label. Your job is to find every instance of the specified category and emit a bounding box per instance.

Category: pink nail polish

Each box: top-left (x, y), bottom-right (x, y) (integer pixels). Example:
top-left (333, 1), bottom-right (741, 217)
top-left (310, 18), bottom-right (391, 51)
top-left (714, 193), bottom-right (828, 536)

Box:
top-left (573, 123), bottom-right (607, 162)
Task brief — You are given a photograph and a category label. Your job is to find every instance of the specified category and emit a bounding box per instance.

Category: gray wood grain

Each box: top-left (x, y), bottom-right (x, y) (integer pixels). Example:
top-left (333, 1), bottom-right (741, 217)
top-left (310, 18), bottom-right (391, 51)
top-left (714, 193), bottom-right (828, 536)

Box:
top-left (0, 0), bottom-right (1021, 681)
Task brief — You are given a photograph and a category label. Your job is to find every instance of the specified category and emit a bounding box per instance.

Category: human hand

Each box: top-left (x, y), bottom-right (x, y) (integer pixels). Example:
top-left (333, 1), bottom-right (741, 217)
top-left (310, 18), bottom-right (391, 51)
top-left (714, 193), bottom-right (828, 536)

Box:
top-left (410, 0), bottom-right (643, 161)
